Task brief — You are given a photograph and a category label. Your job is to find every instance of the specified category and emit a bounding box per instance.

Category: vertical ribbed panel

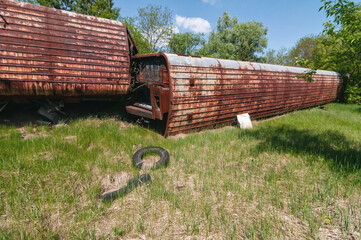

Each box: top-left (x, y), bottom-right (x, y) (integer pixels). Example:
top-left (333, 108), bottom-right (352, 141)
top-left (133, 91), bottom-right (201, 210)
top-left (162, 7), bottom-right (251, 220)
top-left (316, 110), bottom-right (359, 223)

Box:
top-left (0, 0), bottom-right (132, 100)
top-left (163, 54), bottom-right (342, 136)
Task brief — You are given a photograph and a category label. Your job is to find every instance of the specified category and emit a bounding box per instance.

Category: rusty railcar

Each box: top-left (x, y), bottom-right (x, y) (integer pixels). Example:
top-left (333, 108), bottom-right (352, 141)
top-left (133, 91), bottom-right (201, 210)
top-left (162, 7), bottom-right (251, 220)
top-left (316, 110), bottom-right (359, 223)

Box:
top-left (0, 0), bottom-right (136, 103)
top-left (126, 53), bottom-right (342, 136)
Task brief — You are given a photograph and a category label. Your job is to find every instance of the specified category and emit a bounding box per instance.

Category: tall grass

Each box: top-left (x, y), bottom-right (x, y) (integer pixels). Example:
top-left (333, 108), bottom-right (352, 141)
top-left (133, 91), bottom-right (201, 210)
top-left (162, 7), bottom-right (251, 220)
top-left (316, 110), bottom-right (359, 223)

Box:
top-left (0, 103), bottom-right (360, 239)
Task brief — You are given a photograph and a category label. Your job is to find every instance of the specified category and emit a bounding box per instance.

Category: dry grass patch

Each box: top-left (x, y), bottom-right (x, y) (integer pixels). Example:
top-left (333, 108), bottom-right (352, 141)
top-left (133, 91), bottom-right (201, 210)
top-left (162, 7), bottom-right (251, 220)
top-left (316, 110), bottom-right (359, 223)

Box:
top-left (100, 172), bottom-right (132, 196)
top-left (18, 127), bottom-right (49, 140)
top-left (0, 103), bottom-right (360, 239)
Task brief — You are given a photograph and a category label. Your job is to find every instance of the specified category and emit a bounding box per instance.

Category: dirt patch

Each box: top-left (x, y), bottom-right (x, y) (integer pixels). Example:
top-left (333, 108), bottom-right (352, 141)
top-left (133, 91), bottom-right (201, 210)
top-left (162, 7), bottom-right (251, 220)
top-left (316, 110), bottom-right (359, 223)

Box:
top-left (141, 154), bottom-right (160, 169)
top-left (318, 227), bottom-right (343, 240)
top-left (276, 210), bottom-right (308, 239)
top-left (169, 133), bottom-right (188, 140)
top-left (109, 151), bottom-right (130, 166)
top-left (81, 118), bottom-right (130, 129)
top-left (132, 144), bottom-right (143, 151)
top-left (119, 121), bottom-right (128, 129)
top-left (87, 143), bottom-right (95, 151)
top-left (54, 123), bottom-right (68, 128)
top-left (100, 172), bottom-right (131, 195)
top-left (1, 133), bottom-right (10, 138)
top-left (81, 119), bottom-right (105, 127)
top-left (64, 136), bottom-right (76, 141)
top-left (167, 162), bottom-right (196, 193)
top-left (18, 127), bottom-right (49, 140)
top-left (36, 151), bottom-right (53, 161)
top-left (175, 174), bottom-right (196, 193)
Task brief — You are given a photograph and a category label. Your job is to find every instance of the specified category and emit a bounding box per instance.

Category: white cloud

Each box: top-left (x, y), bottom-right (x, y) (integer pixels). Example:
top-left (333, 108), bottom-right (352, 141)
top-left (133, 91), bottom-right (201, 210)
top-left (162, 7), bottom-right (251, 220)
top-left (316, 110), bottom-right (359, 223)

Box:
top-left (175, 15), bottom-right (211, 34)
top-left (202, 0), bottom-right (216, 5)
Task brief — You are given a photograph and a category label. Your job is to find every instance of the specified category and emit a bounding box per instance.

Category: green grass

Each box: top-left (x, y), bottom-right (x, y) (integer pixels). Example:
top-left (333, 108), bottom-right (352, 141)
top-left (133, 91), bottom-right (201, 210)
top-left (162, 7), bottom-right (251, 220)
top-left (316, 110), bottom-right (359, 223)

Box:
top-left (0, 103), bottom-right (360, 239)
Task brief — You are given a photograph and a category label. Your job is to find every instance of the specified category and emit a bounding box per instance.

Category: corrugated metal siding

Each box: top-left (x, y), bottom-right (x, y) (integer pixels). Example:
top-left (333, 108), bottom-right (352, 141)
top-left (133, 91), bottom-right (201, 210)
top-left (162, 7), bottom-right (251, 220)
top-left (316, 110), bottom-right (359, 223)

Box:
top-left (0, 0), bottom-right (132, 100)
top-left (164, 54), bottom-right (342, 136)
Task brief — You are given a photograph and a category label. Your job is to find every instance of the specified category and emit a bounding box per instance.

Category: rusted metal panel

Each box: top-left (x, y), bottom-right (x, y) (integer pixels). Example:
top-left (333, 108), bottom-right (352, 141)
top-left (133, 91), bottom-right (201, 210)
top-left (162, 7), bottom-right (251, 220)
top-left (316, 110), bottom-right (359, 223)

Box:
top-left (135, 56), bottom-right (170, 85)
top-left (0, 0), bottom-right (135, 101)
top-left (165, 54), bottom-right (341, 135)
top-left (132, 53), bottom-right (342, 136)
top-left (126, 54), bottom-right (171, 120)
top-left (126, 105), bottom-right (153, 119)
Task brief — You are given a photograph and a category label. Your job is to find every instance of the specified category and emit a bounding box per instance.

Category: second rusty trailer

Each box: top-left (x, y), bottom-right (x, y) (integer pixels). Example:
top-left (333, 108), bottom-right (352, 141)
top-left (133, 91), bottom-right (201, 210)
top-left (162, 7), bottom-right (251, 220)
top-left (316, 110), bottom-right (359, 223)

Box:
top-left (0, 0), bottom-right (136, 103)
top-left (126, 53), bottom-right (342, 136)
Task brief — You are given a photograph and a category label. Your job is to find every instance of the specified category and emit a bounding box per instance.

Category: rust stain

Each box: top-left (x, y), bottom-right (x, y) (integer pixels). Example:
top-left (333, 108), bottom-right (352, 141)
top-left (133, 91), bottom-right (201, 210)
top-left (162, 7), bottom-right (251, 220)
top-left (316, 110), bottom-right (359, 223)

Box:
top-left (131, 53), bottom-right (342, 137)
top-left (0, 0), bottom-right (135, 101)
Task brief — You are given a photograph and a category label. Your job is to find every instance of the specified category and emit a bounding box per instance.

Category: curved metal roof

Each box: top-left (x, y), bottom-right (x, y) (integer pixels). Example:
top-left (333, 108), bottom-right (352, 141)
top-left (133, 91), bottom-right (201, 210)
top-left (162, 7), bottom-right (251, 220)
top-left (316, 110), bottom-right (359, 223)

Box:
top-left (163, 53), bottom-right (339, 76)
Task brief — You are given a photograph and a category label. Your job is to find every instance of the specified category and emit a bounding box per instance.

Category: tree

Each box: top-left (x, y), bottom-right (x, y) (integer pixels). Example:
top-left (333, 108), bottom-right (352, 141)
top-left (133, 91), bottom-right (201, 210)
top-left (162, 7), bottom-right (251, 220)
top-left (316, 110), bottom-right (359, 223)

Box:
top-left (137, 4), bottom-right (174, 52)
top-left (168, 32), bottom-right (204, 55)
top-left (23, 0), bottom-right (120, 20)
top-left (72, 0), bottom-right (120, 20)
top-left (263, 48), bottom-right (292, 66)
top-left (121, 17), bottom-right (152, 54)
top-left (25, 0), bottom-right (73, 10)
top-left (314, 0), bottom-right (361, 103)
top-left (199, 12), bottom-right (268, 62)
top-left (288, 35), bottom-right (318, 65)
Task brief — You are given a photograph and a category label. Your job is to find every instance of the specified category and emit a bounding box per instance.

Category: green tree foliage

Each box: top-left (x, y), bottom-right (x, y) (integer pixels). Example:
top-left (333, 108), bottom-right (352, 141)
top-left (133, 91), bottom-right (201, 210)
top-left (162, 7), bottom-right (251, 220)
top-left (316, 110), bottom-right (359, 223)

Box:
top-left (168, 32), bottom-right (204, 55)
top-left (314, 0), bottom-right (361, 103)
top-left (34, 0), bottom-right (73, 10)
top-left (121, 17), bottom-right (152, 54)
top-left (72, 0), bottom-right (120, 20)
top-left (289, 35), bottom-right (318, 65)
top-left (263, 36), bottom-right (318, 67)
top-left (22, 0), bottom-right (120, 20)
top-left (199, 12), bottom-right (268, 61)
top-left (137, 4), bottom-right (174, 52)
top-left (296, 35), bottom-right (334, 69)
top-left (263, 48), bottom-right (292, 66)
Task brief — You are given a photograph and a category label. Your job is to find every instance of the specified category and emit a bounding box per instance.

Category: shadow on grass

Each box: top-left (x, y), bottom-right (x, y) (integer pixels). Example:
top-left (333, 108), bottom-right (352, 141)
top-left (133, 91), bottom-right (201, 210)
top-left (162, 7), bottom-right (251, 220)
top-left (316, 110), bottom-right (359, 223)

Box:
top-left (241, 125), bottom-right (360, 174)
top-left (0, 101), bottom-right (166, 135)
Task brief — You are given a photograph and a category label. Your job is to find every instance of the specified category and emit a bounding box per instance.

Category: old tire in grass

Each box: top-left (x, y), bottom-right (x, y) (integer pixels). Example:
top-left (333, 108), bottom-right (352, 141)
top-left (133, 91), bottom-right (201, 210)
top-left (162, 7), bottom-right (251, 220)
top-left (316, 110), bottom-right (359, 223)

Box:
top-left (132, 147), bottom-right (170, 169)
top-left (101, 174), bottom-right (152, 202)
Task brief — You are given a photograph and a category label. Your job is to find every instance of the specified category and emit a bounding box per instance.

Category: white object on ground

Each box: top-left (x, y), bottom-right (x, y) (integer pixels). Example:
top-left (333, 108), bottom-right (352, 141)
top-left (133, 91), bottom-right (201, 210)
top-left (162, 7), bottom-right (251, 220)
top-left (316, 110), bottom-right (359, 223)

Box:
top-left (237, 113), bottom-right (253, 129)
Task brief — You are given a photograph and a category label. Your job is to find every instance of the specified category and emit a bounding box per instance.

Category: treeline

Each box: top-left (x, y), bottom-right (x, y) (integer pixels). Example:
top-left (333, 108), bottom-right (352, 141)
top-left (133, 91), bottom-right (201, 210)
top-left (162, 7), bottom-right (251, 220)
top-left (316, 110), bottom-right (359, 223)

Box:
top-left (265, 0), bottom-right (361, 104)
top-left (20, 0), bottom-right (360, 103)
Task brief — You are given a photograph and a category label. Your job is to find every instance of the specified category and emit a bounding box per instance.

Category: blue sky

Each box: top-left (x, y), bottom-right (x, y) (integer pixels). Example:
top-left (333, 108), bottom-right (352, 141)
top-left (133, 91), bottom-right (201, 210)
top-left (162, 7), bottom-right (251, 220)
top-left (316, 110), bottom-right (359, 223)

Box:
top-left (114, 0), bottom-right (329, 51)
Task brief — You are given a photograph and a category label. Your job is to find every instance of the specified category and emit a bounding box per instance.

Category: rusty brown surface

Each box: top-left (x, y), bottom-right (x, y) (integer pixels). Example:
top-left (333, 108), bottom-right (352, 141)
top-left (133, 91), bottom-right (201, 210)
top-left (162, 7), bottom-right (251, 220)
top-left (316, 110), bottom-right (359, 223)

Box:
top-left (0, 0), bottom-right (134, 101)
top-left (132, 53), bottom-right (342, 136)
top-left (128, 54), bottom-right (171, 120)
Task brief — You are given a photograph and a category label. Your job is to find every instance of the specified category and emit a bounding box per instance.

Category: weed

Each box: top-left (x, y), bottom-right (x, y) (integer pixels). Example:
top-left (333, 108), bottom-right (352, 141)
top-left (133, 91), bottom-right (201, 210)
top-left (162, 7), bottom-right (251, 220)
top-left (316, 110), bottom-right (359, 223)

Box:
top-left (0, 104), bottom-right (360, 238)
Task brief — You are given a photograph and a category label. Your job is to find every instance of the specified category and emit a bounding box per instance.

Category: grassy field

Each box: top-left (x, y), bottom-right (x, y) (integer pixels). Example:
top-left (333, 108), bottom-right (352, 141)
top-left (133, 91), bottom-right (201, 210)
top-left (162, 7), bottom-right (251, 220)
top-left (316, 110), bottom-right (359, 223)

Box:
top-left (0, 103), bottom-right (360, 239)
